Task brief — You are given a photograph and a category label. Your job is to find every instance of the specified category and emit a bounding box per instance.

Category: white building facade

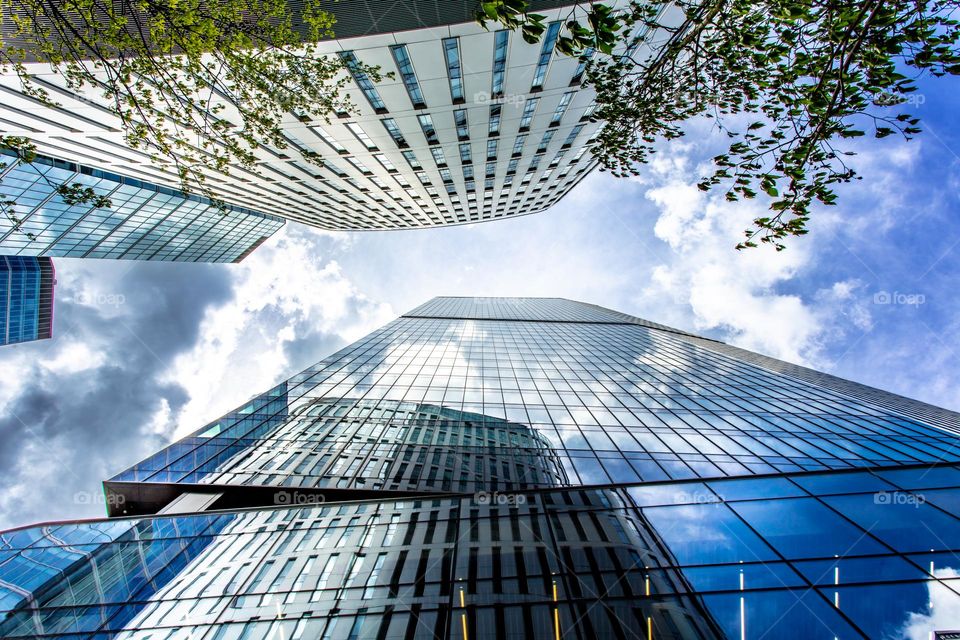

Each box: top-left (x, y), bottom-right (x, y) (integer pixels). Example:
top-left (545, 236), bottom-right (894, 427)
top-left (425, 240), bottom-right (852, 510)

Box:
top-left (0, 1), bottom-right (610, 233)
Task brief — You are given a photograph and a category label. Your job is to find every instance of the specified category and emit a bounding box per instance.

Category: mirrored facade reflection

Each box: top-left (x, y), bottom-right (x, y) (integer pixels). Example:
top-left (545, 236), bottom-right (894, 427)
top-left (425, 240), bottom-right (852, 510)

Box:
top-left (0, 151), bottom-right (284, 262)
top-left (3, 297), bottom-right (960, 638)
top-left (0, 254), bottom-right (54, 345)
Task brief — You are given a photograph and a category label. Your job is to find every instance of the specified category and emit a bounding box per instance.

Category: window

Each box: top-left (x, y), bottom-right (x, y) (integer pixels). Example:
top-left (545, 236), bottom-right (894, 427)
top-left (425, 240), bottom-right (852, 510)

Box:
top-left (488, 104), bottom-right (502, 136)
top-left (519, 97), bottom-right (539, 130)
top-left (380, 118), bottom-right (407, 147)
top-left (454, 109), bottom-right (469, 139)
top-left (310, 126), bottom-right (346, 153)
top-left (345, 123), bottom-right (377, 150)
top-left (463, 165), bottom-right (474, 180)
top-left (459, 143), bottom-right (472, 164)
top-left (430, 147), bottom-right (447, 166)
top-left (345, 157), bottom-right (372, 174)
top-left (339, 51), bottom-right (386, 112)
top-left (401, 150), bottom-right (421, 169)
top-left (506, 158), bottom-right (519, 174)
top-left (551, 92), bottom-right (575, 125)
top-left (563, 124), bottom-right (585, 147)
top-left (485, 161), bottom-right (496, 177)
top-left (492, 30), bottom-right (509, 96)
top-left (571, 47), bottom-right (595, 84)
top-left (373, 154), bottom-right (396, 172)
top-left (390, 45), bottom-right (426, 108)
top-left (486, 139), bottom-right (498, 160)
top-left (537, 130), bottom-right (555, 153)
top-left (418, 114), bottom-right (439, 145)
top-left (443, 37), bottom-right (464, 102)
top-left (512, 134), bottom-right (527, 156)
top-left (582, 101), bottom-right (598, 120)
top-left (531, 22), bottom-right (561, 90)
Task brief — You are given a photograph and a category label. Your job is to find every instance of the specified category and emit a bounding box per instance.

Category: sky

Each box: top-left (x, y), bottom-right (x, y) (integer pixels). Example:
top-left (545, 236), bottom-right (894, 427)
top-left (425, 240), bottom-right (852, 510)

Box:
top-left (1, 78), bottom-right (959, 532)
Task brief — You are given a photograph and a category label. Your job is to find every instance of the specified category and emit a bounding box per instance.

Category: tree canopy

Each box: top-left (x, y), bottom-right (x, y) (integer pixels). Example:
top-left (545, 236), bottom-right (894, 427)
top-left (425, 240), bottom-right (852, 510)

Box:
top-left (0, 0), bottom-right (381, 233)
top-left (478, 0), bottom-right (960, 250)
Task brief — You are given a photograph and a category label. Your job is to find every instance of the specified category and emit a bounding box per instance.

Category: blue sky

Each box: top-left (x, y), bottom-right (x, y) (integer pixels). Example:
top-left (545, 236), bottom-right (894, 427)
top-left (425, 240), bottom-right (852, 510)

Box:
top-left (0, 74), bottom-right (958, 531)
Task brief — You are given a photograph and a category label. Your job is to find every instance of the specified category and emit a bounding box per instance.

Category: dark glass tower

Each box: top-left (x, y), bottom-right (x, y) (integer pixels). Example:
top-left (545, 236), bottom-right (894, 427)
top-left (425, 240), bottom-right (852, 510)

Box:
top-left (0, 254), bottom-right (54, 345)
top-left (2, 297), bottom-right (960, 639)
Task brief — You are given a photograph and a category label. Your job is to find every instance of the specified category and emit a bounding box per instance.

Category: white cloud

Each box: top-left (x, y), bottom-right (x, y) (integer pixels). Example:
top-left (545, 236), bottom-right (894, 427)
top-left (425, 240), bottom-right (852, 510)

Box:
top-left (899, 567), bottom-right (960, 640)
top-left (162, 226), bottom-right (395, 437)
top-left (630, 128), bottom-right (910, 367)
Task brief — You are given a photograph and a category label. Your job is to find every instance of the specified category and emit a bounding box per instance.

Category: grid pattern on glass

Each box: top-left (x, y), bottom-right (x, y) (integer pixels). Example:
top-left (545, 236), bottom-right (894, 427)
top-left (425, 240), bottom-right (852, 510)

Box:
top-left (454, 109), bottom-right (469, 140)
top-left (112, 309), bottom-right (960, 495)
top-left (418, 114), bottom-right (439, 145)
top-left (571, 47), bottom-right (594, 84)
top-left (488, 104), bottom-right (502, 135)
top-left (551, 92), bottom-right (575, 125)
top-left (0, 489), bottom-right (720, 640)
top-left (519, 97), bottom-right (540, 129)
top-left (531, 22), bottom-right (561, 89)
top-left (380, 118), bottom-right (407, 147)
top-left (338, 51), bottom-right (387, 112)
top-left (442, 37), bottom-right (464, 102)
top-left (563, 124), bottom-right (585, 147)
top-left (6, 468), bottom-right (960, 639)
top-left (0, 156), bottom-right (284, 263)
top-left (683, 334), bottom-right (960, 433)
top-left (627, 464), bottom-right (960, 640)
top-left (0, 255), bottom-right (49, 344)
top-left (491, 30), bottom-right (509, 96)
top-left (390, 45), bottom-right (426, 108)
top-left (345, 123), bottom-right (377, 150)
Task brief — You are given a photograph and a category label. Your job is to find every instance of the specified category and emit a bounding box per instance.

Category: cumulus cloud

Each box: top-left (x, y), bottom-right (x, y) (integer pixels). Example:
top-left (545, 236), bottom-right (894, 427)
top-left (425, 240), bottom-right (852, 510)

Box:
top-left (163, 226), bottom-right (395, 438)
top-left (899, 567), bottom-right (960, 640)
top-left (0, 262), bottom-right (232, 530)
top-left (0, 226), bottom-right (393, 530)
top-left (623, 124), bottom-right (932, 367)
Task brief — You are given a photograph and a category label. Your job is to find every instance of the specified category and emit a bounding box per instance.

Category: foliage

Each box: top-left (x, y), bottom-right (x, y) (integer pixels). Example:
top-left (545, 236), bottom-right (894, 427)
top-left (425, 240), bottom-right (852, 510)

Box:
top-left (0, 0), bottom-right (380, 215)
top-left (478, 0), bottom-right (960, 250)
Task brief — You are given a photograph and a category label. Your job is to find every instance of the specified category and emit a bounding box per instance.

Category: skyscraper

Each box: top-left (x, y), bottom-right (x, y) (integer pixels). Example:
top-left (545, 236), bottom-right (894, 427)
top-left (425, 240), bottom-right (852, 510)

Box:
top-left (0, 1), bottom-right (606, 237)
top-left (0, 150), bottom-right (285, 262)
top-left (3, 297), bottom-right (959, 639)
top-left (0, 254), bottom-right (54, 345)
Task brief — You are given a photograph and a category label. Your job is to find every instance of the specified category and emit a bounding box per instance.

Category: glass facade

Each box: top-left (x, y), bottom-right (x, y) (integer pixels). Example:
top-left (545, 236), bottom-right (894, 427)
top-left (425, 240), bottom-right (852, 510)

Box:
top-left (3, 297), bottom-right (960, 638)
top-left (0, 152), bottom-right (285, 263)
top-left (0, 255), bottom-right (54, 345)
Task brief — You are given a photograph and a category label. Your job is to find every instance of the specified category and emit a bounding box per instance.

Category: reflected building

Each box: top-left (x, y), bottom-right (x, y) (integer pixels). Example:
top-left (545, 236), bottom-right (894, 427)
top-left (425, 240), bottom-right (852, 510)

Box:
top-left (3, 297), bottom-right (960, 639)
top-left (0, 151), bottom-right (285, 263)
top-left (0, 254), bottom-right (54, 345)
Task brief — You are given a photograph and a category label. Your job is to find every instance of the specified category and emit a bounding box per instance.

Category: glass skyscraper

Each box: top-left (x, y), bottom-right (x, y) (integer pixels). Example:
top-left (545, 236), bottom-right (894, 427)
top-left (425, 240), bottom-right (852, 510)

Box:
top-left (0, 254), bottom-right (54, 345)
top-left (0, 151), bottom-right (285, 262)
top-left (3, 297), bottom-right (960, 638)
